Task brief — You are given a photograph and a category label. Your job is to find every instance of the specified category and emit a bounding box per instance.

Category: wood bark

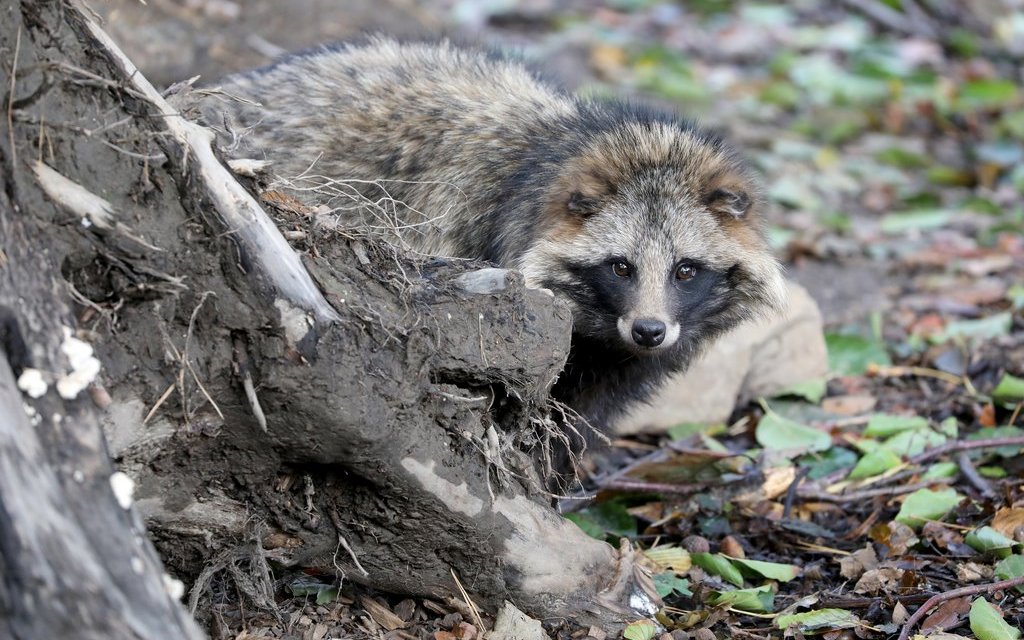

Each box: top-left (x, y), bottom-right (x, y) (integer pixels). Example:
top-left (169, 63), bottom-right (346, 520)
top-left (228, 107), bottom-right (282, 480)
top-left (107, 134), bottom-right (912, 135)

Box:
top-left (0, 0), bottom-right (659, 633)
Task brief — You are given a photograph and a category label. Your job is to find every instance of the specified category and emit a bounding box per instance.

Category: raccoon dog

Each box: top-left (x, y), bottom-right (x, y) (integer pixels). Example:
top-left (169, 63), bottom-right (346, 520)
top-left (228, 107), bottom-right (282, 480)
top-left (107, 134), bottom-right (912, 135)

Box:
top-left (199, 38), bottom-right (787, 438)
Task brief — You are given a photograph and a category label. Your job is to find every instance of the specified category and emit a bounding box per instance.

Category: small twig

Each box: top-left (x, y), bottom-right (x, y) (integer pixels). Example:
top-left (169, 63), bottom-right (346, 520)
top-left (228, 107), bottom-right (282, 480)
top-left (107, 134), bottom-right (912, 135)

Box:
top-left (1009, 401), bottom-right (1023, 427)
top-left (7, 27), bottom-right (20, 172)
top-left (798, 478), bottom-right (953, 503)
top-left (143, 382), bottom-right (176, 424)
top-left (326, 507), bottom-right (369, 578)
top-left (867, 364), bottom-right (964, 387)
top-left (241, 371), bottom-right (266, 433)
top-left (783, 466), bottom-right (811, 519)
top-left (233, 337), bottom-right (266, 432)
top-left (956, 451), bottom-right (995, 498)
top-left (909, 436), bottom-right (1024, 465)
top-left (898, 576), bottom-right (1024, 640)
top-left (600, 478), bottom-right (709, 495)
top-left (450, 569), bottom-right (486, 633)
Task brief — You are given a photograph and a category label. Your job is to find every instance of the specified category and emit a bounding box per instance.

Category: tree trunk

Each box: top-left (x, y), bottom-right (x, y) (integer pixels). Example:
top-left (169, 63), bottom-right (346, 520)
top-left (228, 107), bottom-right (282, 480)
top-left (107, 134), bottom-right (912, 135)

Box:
top-left (0, 0), bottom-right (658, 633)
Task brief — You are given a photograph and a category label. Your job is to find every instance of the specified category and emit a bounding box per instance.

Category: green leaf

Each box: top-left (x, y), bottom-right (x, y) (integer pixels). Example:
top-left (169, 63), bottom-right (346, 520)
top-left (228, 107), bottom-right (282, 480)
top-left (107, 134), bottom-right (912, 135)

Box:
top-left (880, 209), bottom-right (953, 233)
top-left (966, 526), bottom-right (1017, 558)
top-left (993, 373), bottom-right (1024, 403)
top-left (773, 378), bottom-right (827, 403)
top-left (933, 312), bottom-right (1013, 344)
top-left (875, 147), bottom-right (928, 168)
top-left (1008, 284), bottom-right (1024, 309)
top-left (623, 619), bottom-right (658, 640)
top-left (826, 333), bottom-right (891, 375)
top-left (776, 608), bottom-right (859, 631)
top-left (799, 447), bottom-right (858, 480)
top-left (315, 586), bottom-right (340, 605)
top-left (926, 166), bottom-right (975, 187)
top-left (287, 578), bottom-right (340, 605)
top-left (994, 555), bottom-right (1024, 592)
top-left (864, 414), bottom-right (929, 438)
top-left (691, 552), bottom-right (744, 587)
top-left (729, 557), bottom-right (799, 582)
top-left (761, 81), bottom-right (801, 108)
top-left (848, 448), bottom-right (903, 480)
top-left (666, 421), bottom-right (721, 440)
top-left (755, 408), bottom-right (832, 454)
top-left (707, 585), bottom-right (774, 613)
top-left (959, 79), bottom-right (1018, 110)
top-left (880, 427), bottom-right (947, 457)
top-left (922, 461), bottom-right (959, 480)
top-left (565, 501), bottom-right (636, 540)
top-left (970, 597), bottom-right (1021, 640)
top-left (652, 572), bottom-right (692, 598)
top-left (981, 466), bottom-right (1008, 478)
top-left (895, 488), bottom-right (963, 529)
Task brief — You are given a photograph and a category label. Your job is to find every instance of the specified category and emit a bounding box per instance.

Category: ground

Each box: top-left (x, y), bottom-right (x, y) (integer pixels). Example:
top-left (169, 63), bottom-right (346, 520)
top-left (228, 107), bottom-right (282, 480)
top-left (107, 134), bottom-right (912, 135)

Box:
top-left (95, 1), bottom-right (1024, 638)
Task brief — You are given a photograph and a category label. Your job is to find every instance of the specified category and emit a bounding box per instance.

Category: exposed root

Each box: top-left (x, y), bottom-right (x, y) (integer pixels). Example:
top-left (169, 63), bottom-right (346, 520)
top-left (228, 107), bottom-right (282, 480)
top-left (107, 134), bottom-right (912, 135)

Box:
top-left (187, 523), bottom-right (279, 622)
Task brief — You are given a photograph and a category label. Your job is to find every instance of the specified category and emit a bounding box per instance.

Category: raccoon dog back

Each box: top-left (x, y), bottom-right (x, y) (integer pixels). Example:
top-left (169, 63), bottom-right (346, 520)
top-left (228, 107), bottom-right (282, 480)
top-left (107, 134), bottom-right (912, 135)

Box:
top-left (199, 37), bottom-right (787, 431)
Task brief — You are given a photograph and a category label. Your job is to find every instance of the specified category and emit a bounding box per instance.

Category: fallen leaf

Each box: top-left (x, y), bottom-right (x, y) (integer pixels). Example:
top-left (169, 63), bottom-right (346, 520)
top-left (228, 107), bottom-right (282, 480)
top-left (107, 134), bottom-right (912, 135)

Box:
top-left (921, 597), bottom-right (971, 635)
top-left (821, 394), bottom-right (877, 415)
top-left (839, 544), bottom-right (878, 579)
top-left (776, 608), bottom-right (859, 631)
top-left (992, 507), bottom-right (1024, 540)
top-left (969, 597), bottom-right (1020, 640)
top-left (896, 488), bottom-right (964, 529)
top-left (854, 567), bottom-right (904, 594)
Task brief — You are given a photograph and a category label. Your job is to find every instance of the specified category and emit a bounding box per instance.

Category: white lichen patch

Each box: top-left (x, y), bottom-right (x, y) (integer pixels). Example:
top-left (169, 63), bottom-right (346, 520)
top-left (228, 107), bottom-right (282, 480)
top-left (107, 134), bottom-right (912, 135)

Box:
top-left (227, 158), bottom-right (272, 177)
top-left (274, 299), bottom-right (314, 345)
top-left (55, 327), bottom-right (101, 399)
top-left (163, 573), bottom-right (186, 600)
top-left (492, 493), bottom-right (615, 595)
top-left (17, 368), bottom-right (48, 398)
top-left (110, 471), bottom-right (136, 510)
top-left (400, 458), bottom-right (483, 517)
top-left (629, 591), bottom-right (659, 616)
top-left (131, 556), bottom-right (145, 575)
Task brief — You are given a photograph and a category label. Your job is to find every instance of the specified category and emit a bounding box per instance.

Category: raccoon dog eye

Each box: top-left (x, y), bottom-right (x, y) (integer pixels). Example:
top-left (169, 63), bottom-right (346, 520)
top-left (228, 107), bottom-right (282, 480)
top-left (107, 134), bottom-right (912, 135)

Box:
top-left (675, 264), bottom-right (697, 281)
top-left (612, 262), bottom-right (632, 278)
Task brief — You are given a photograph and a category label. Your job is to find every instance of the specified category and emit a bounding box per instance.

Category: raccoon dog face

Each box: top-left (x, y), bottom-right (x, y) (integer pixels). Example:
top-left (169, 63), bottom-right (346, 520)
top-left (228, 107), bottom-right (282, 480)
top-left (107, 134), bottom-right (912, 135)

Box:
top-left (519, 121), bottom-right (786, 360)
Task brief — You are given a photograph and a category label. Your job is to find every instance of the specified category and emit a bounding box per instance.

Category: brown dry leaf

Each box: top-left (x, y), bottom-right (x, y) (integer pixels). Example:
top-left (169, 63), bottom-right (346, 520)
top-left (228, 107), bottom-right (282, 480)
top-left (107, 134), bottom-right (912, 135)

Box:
top-left (720, 536), bottom-right (744, 559)
top-left (853, 567), bottom-right (904, 594)
top-left (979, 403), bottom-right (997, 427)
top-left (627, 502), bottom-right (664, 522)
top-left (920, 596), bottom-right (971, 635)
top-left (733, 465), bottom-right (795, 505)
top-left (454, 622), bottom-right (477, 640)
top-left (959, 254), bottom-right (1015, 277)
top-left (260, 189), bottom-right (315, 217)
top-left (821, 394), bottom-right (877, 415)
top-left (359, 596), bottom-right (405, 631)
top-left (955, 562), bottom-right (993, 582)
top-left (434, 632), bottom-right (456, 640)
top-left (839, 544), bottom-right (879, 579)
top-left (992, 507), bottom-right (1024, 541)
top-left (871, 521), bottom-right (920, 555)
top-left (892, 601), bottom-right (909, 625)
top-left (394, 599), bottom-right (416, 622)
top-left (921, 522), bottom-right (962, 550)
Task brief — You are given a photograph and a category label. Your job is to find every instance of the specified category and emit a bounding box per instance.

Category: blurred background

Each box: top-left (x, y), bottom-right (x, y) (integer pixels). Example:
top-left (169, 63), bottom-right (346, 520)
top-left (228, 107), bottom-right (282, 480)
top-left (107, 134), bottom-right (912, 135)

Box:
top-left (97, 0), bottom-right (1024, 412)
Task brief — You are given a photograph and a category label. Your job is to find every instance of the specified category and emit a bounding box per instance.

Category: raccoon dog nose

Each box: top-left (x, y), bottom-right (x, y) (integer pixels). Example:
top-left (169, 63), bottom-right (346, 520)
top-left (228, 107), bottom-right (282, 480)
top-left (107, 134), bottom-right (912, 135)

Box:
top-left (631, 318), bottom-right (666, 347)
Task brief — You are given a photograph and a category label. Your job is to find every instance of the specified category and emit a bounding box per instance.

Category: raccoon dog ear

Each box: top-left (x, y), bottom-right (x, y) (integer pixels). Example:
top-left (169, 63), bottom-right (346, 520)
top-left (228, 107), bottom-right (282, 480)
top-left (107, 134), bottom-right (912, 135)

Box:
top-left (704, 187), bottom-right (752, 220)
top-left (563, 171), bottom-right (615, 217)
